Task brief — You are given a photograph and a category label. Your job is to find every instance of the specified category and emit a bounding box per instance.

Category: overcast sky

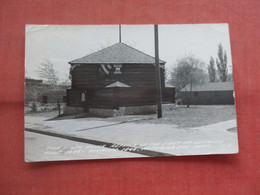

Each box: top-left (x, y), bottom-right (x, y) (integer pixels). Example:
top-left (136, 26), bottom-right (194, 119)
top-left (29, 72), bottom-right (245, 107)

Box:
top-left (25, 24), bottom-right (233, 82)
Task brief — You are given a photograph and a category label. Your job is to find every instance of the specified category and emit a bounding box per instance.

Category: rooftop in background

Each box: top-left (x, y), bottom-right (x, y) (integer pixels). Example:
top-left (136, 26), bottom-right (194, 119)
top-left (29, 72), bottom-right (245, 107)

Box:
top-left (165, 83), bottom-right (175, 88)
top-left (69, 42), bottom-right (166, 65)
top-left (181, 82), bottom-right (234, 92)
top-left (25, 78), bottom-right (43, 84)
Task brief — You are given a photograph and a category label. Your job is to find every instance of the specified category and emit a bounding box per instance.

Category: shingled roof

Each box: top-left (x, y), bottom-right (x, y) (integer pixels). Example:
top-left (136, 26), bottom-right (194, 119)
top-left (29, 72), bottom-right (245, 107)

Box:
top-left (69, 42), bottom-right (166, 64)
top-left (181, 82), bottom-right (234, 92)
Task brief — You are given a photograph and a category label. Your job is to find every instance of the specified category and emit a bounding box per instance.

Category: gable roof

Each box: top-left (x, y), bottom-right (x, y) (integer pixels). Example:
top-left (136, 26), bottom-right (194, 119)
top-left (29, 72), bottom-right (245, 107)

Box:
top-left (105, 81), bottom-right (131, 88)
top-left (69, 42), bottom-right (166, 64)
top-left (181, 82), bottom-right (234, 92)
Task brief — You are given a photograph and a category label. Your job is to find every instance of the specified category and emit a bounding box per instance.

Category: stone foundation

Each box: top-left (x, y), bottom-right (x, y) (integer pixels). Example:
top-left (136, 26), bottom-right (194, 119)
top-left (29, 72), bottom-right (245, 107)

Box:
top-left (118, 105), bottom-right (157, 116)
top-left (64, 104), bottom-right (176, 117)
top-left (89, 105), bottom-right (157, 117)
top-left (88, 108), bottom-right (117, 117)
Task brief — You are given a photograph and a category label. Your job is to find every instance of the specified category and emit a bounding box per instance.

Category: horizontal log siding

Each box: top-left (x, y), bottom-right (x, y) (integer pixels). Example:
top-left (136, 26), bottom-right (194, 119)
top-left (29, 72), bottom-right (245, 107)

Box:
top-left (88, 88), bottom-right (157, 109)
top-left (72, 64), bottom-right (98, 89)
top-left (67, 89), bottom-right (88, 107)
top-left (90, 89), bottom-right (115, 109)
top-left (67, 87), bottom-right (175, 108)
top-left (71, 64), bottom-right (165, 89)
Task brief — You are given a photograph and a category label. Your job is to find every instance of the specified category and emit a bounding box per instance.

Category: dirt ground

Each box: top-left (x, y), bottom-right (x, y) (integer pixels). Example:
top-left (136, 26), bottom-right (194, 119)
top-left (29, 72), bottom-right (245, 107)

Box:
top-left (25, 105), bottom-right (237, 128)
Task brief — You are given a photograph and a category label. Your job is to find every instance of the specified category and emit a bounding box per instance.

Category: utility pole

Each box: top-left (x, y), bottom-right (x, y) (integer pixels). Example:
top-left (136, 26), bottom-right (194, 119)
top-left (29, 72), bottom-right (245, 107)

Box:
top-left (154, 25), bottom-right (162, 118)
top-left (119, 25), bottom-right (121, 43)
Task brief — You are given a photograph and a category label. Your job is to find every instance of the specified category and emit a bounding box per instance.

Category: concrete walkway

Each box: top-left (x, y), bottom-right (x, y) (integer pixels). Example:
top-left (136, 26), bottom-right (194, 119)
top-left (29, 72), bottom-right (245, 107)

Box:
top-left (25, 131), bottom-right (146, 162)
top-left (25, 114), bottom-right (238, 161)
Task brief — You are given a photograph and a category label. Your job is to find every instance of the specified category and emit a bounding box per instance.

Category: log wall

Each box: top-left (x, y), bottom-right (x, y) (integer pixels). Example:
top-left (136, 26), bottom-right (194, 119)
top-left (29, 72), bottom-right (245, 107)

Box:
top-left (67, 87), bottom-right (175, 109)
top-left (71, 64), bottom-right (165, 89)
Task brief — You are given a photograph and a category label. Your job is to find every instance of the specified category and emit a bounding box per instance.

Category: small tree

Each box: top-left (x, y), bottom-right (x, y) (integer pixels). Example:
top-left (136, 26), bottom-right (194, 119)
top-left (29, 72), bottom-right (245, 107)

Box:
top-left (227, 73), bottom-right (233, 82)
top-left (25, 81), bottom-right (49, 112)
top-left (25, 84), bottom-right (41, 111)
top-left (38, 59), bottom-right (61, 108)
top-left (216, 43), bottom-right (228, 82)
top-left (208, 56), bottom-right (216, 82)
top-left (170, 56), bottom-right (206, 108)
top-left (38, 59), bottom-right (59, 88)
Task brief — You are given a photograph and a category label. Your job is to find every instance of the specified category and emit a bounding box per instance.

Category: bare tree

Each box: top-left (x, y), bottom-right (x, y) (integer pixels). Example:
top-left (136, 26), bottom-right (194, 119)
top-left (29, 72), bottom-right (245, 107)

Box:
top-left (170, 55), bottom-right (206, 108)
top-left (59, 72), bottom-right (71, 87)
top-left (37, 59), bottom-right (61, 108)
top-left (38, 59), bottom-right (59, 89)
top-left (25, 79), bottom-right (48, 112)
top-left (25, 85), bottom-right (40, 102)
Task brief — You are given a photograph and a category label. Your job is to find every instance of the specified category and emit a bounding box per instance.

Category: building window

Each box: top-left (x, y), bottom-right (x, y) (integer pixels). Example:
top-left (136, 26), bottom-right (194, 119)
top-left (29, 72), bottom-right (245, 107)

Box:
top-left (42, 95), bottom-right (48, 103)
top-left (114, 64), bottom-right (122, 74)
top-left (194, 92), bottom-right (199, 97)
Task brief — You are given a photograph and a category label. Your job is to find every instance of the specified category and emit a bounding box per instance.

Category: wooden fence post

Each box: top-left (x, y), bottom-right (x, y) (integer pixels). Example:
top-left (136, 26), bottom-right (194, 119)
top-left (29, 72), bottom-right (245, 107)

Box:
top-left (57, 99), bottom-right (61, 116)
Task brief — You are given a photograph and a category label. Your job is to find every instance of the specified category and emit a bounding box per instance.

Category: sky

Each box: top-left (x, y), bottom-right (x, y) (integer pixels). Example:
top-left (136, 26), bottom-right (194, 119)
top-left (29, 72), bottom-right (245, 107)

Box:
top-left (25, 24), bottom-right (233, 82)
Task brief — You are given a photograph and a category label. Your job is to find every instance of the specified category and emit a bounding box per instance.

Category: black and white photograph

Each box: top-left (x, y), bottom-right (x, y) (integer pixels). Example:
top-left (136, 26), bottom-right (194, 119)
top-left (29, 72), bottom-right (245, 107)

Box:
top-left (24, 24), bottom-right (238, 162)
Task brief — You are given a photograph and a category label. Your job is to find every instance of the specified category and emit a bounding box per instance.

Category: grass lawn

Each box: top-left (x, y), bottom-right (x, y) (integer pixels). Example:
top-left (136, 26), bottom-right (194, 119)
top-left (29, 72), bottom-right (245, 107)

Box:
top-left (26, 105), bottom-right (237, 129)
top-left (107, 105), bottom-right (237, 128)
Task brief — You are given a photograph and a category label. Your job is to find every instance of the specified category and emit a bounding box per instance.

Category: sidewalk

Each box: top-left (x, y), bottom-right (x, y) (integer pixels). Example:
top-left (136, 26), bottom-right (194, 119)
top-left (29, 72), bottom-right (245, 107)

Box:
top-left (25, 131), bottom-right (146, 162)
top-left (25, 114), bottom-right (238, 161)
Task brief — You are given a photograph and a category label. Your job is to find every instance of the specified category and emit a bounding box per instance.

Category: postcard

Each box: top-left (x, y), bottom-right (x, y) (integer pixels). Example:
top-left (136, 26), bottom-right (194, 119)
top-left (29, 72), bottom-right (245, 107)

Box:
top-left (25, 24), bottom-right (238, 162)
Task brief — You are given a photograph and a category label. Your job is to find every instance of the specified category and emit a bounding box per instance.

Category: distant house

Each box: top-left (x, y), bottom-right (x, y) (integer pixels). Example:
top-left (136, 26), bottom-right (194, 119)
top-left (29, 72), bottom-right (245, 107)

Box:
top-left (25, 78), bottom-right (43, 86)
top-left (66, 42), bottom-right (175, 116)
top-left (42, 90), bottom-right (67, 104)
top-left (180, 82), bottom-right (234, 105)
top-left (25, 78), bottom-right (44, 104)
top-left (25, 78), bottom-right (68, 104)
